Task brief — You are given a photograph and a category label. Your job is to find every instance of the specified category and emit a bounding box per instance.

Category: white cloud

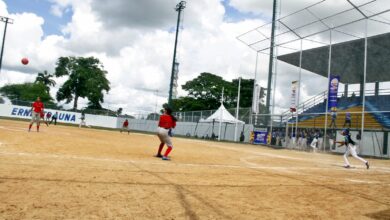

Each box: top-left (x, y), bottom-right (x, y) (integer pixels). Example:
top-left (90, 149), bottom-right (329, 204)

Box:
top-left (1, 0), bottom-right (389, 116)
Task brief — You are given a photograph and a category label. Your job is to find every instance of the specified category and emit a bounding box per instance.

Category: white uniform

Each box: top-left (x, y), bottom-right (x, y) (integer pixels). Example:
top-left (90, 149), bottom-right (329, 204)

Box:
top-left (310, 137), bottom-right (318, 148)
top-left (343, 143), bottom-right (367, 166)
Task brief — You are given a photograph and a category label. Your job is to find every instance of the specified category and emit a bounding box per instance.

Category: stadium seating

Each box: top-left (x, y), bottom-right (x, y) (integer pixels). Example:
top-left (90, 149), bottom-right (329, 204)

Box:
top-left (288, 95), bottom-right (390, 129)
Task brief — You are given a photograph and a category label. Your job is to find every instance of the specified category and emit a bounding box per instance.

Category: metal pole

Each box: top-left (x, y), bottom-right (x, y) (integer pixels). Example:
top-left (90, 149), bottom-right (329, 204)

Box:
top-left (234, 77), bottom-right (242, 142)
top-left (0, 17), bottom-right (13, 74)
top-left (218, 87), bottom-right (224, 141)
top-left (294, 39), bottom-right (303, 147)
top-left (323, 29), bottom-right (332, 151)
top-left (168, 1), bottom-right (186, 107)
top-left (270, 0), bottom-right (282, 139)
top-left (361, 19), bottom-right (368, 144)
top-left (270, 18), bottom-right (280, 139)
top-left (265, 0), bottom-right (278, 113)
top-left (251, 52), bottom-right (259, 125)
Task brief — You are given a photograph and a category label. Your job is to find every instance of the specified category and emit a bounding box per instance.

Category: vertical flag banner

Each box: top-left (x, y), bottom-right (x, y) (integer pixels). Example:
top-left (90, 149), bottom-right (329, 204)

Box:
top-left (328, 75), bottom-right (340, 111)
top-left (290, 81), bottom-right (298, 112)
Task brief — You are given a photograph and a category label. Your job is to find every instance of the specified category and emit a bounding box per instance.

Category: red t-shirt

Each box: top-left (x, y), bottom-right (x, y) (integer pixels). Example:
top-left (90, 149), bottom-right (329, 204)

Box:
top-left (158, 115), bottom-right (176, 129)
top-left (123, 120), bottom-right (129, 127)
top-left (32, 101), bottom-right (44, 113)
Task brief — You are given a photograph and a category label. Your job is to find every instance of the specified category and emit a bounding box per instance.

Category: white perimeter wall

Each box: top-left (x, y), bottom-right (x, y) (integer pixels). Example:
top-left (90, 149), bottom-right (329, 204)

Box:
top-left (0, 104), bottom-right (117, 128)
top-left (2, 103), bottom-right (388, 157)
top-left (118, 118), bottom-right (254, 143)
top-left (332, 130), bottom-right (389, 158)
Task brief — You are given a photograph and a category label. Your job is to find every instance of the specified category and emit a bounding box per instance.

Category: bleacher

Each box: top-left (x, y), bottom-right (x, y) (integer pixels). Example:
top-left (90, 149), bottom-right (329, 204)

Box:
top-left (286, 93), bottom-right (390, 130)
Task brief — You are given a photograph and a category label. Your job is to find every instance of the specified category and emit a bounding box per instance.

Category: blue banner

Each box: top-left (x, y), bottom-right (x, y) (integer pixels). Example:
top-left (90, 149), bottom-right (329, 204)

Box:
top-left (253, 131), bottom-right (268, 144)
top-left (328, 75), bottom-right (340, 111)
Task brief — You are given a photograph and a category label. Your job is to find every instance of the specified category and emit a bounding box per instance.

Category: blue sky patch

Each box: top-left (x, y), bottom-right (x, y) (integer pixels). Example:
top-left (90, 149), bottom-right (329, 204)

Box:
top-left (222, 0), bottom-right (264, 23)
top-left (4, 0), bottom-right (72, 36)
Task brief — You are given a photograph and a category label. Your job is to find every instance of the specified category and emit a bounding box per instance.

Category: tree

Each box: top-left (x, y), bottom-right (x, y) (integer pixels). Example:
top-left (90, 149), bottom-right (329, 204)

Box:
top-left (0, 83), bottom-right (54, 105)
top-left (173, 72), bottom-right (258, 112)
top-left (117, 107), bottom-right (123, 116)
top-left (179, 72), bottom-right (233, 110)
top-left (35, 70), bottom-right (56, 92)
top-left (231, 78), bottom-right (256, 108)
top-left (54, 56), bottom-right (110, 109)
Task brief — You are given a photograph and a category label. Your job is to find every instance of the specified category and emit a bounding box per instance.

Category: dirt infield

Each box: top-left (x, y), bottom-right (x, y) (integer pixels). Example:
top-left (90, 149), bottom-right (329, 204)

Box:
top-left (0, 119), bottom-right (389, 219)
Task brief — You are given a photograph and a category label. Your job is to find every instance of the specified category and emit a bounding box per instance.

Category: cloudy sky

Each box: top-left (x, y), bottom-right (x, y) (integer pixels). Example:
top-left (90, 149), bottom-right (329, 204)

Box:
top-left (0, 0), bottom-right (389, 115)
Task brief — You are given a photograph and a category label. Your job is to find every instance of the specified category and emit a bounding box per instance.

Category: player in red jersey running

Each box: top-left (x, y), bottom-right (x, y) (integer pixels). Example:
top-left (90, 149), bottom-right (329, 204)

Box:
top-left (155, 106), bottom-right (177, 160)
top-left (28, 97), bottom-right (44, 132)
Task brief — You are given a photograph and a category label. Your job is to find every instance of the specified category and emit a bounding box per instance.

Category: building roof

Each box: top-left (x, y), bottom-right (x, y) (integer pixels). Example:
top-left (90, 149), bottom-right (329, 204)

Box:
top-left (277, 32), bottom-right (390, 84)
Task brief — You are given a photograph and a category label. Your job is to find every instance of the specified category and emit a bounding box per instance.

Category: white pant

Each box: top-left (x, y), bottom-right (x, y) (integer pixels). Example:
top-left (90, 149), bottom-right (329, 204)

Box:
top-left (157, 127), bottom-right (173, 147)
top-left (79, 119), bottom-right (86, 127)
top-left (343, 144), bottom-right (367, 166)
top-left (30, 112), bottom-right (40, 124)
top-left (310, 138), bottom-right (318, 148)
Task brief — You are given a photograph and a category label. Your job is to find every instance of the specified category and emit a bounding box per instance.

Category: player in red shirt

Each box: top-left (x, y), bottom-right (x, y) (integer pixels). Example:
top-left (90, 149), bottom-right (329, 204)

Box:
top-left (28, 97), bottom-right (44, 132)
top-left (120, 119), bottom-right (130, 134)
top-left (155, 106), bottom-right (177, 160)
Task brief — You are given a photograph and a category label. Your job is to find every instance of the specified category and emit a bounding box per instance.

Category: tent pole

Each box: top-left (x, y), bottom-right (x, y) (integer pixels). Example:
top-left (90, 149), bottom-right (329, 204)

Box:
top-left (234, 77), bottom-right (242, 142)
top-left (218, 87), bottom-right (224, 141)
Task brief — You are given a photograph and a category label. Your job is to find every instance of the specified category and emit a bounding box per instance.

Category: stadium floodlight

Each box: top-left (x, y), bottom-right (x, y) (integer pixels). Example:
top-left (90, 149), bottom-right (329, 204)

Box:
top-left (0, 16), bottom-right (13, 75)
top-left (168, 1), bottom-right (186, 108)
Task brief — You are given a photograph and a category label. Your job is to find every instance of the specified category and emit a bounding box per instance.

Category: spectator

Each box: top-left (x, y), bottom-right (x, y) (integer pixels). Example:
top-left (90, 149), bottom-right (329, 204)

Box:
top-left (343, 112), bottom-right (352, 128)
top-left (329, 111), bottom-right (337, 129)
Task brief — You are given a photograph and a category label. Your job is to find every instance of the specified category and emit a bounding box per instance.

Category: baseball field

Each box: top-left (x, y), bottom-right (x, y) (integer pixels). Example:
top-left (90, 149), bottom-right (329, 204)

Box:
top-left (0, 119), bottom-right (389, 219)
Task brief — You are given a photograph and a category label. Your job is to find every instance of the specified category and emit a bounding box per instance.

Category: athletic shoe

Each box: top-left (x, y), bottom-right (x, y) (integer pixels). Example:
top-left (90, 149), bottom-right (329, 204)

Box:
top-left (365, 161), bottom-right (370, 170)
top-left (344, 165), bottom-right (351, 169)
top-left (162, 156), bottom-right (170, 161)
top-left (155, 154), bottom-right (162, 158)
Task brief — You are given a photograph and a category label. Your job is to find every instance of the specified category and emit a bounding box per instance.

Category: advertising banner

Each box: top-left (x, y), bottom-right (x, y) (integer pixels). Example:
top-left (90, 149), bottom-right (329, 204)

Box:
top-left (328, 75), bottom-right (340, 111)
top-left (253, 131), bottom-right (268, 144)
top-left (290, 81), bottom-right (298, 112)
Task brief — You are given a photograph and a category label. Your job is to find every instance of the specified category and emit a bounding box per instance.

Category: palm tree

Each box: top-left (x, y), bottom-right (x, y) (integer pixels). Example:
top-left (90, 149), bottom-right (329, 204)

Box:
top-left (35, 70), bottom-right (56, 92)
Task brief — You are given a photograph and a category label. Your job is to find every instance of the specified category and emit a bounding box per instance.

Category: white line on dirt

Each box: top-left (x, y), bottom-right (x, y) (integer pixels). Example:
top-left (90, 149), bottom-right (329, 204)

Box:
top-left (345, 179), bottom-right (380, 184)
top-left (0, 126), bottom-right (27, 132)
top-left (1, 150), bottom-right (388, 175)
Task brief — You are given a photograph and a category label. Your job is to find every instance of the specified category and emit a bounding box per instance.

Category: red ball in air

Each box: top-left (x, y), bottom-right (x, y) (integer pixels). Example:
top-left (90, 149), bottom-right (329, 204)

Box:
top-left (21, 57), bottom-right (29, 65)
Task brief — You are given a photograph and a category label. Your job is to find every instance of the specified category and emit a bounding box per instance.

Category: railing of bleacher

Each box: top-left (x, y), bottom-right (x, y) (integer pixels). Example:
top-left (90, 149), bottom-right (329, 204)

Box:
top-left (282, 88), bottom-right (390, 116)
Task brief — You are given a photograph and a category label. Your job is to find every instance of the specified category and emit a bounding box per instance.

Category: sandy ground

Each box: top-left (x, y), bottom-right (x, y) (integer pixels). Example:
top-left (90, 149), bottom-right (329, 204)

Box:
top-left (0, 119), bottom-right (389, 220)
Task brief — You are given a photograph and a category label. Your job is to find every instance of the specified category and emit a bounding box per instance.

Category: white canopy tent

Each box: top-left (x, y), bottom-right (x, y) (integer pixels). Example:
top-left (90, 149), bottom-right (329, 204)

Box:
top-left (200, 104), bottom-right (244, 141)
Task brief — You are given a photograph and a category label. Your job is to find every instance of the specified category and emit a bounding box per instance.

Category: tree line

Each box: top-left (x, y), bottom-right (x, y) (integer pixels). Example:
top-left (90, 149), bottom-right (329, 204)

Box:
top-left (171, 72), bottom-right (262, 112)
top-left (0, 59), bottom-right (265, 116)
top-left (0, 56), bottom-right (110, 112)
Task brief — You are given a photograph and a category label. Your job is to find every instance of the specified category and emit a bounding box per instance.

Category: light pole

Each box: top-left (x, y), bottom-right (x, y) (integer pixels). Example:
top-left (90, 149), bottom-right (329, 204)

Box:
top-left (265, 0), bottom-right (277, 113)
top-left (168, 1), bottom-right (186, 107)
top-left (0, 16), bottom-right (13, 74)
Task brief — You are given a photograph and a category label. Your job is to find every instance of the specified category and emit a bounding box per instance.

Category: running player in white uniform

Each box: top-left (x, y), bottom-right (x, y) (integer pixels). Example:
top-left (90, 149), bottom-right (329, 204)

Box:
top-left (336, 129), bottom-right (369, 169)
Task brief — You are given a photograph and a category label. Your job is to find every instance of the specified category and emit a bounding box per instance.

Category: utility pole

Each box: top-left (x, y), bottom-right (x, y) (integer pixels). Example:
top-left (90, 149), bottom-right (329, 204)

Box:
top-left (265, 0), bottom-right (277, 113)
top-left (168, 1), bottom-right (186, 107)
top-left (0, 16), bottom-right (13, 74)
